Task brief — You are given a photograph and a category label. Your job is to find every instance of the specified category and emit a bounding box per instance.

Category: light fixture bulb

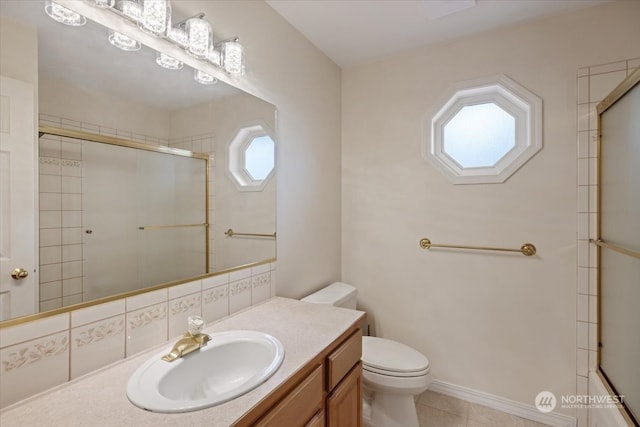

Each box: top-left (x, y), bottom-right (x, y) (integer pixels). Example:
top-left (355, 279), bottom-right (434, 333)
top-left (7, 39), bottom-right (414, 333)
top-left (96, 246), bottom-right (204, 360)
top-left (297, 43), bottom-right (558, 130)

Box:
top-left (223, 41), bottom-right (244, 75)
top-left (108, 30), bottom-right (141, 51)
top-left (44, 1), bottom-right (86, 26)
top-left (156, 52), bottom-right (183, 70)
top-left (194, 69), bottom-right (217, 85)
top-left (168, 27), bottom-right (188, 48)
top-left (90, 0), bottom-right (115, 8)
top-left (185, 18), bottom-right (211, 59)
top-left (118, 0), bottom-right (142, 21)
top-left (139, 0), bottom-right (171, 37)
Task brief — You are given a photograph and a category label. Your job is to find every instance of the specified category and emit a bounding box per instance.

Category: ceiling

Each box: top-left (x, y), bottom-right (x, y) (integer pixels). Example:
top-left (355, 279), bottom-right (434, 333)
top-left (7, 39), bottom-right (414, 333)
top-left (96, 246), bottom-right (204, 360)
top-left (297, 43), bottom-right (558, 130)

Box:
top-left (265, 0), bottom-right (612, 68)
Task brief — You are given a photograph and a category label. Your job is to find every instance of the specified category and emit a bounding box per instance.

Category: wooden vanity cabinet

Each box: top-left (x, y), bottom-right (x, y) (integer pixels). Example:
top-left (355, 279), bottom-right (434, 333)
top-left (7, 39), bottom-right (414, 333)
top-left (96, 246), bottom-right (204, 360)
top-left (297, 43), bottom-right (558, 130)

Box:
top-left (247, 327), bottom-right (363, 427)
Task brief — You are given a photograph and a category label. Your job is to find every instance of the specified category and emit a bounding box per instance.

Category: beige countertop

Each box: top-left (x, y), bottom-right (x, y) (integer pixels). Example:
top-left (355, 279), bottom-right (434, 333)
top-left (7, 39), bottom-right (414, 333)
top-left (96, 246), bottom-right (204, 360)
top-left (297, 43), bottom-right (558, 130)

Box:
top-left (0, 297), bottom-right (365, 427)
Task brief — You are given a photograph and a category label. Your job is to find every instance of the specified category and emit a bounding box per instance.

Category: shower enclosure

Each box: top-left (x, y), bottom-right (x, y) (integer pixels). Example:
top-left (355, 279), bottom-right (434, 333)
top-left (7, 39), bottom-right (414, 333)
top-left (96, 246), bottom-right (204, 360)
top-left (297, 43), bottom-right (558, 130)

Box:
top-left (38, 127), bottom-right (208, 307)
top-left (594, 68), bottom-right (639, 425)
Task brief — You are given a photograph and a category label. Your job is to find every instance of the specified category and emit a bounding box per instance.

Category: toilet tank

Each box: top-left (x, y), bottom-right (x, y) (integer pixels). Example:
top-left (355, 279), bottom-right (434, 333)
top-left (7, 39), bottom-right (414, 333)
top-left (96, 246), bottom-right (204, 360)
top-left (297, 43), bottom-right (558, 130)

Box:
top-left (301, 282), bottom-right (357, 309)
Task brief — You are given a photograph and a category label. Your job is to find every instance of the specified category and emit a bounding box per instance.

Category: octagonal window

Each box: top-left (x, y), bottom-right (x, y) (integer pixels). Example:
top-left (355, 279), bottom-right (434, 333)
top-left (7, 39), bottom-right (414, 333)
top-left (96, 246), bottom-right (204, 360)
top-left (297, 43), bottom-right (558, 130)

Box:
top-left (443, 103), bottom-right (515, 168)
top-left (245, 135), bottom-right (275, 180)
top-left (228, 123), bottom-right (276, 191)
top-left (424, 75), bottom-right (542, 184)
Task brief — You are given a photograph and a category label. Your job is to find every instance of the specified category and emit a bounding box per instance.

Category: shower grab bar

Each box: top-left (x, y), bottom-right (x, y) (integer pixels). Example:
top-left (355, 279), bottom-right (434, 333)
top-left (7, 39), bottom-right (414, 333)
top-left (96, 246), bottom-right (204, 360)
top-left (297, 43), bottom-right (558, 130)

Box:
top-left (419, 238), bottom-right (536, 257)
top-left (590, 239), bottom-right (640, 260)
top-left (138, 223), bottom-right (208, 230)
top-left (225, 228), bottom-right (276, 239)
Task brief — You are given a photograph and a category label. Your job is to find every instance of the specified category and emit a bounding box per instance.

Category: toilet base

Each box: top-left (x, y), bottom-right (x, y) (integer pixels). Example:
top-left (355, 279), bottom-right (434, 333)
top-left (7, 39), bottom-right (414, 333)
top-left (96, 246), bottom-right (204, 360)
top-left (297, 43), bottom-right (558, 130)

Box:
top-left (363, 387), bottom-right (420, 427)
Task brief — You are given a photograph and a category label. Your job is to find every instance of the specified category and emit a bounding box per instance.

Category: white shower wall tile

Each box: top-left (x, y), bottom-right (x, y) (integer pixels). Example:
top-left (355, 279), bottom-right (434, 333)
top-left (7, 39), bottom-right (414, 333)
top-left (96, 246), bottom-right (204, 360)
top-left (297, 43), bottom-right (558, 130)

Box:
top-left (168, 293), bottom-right (202, 339)
top-left (203, 273), bottom-right (229, 290)
top-left (589, 70), bottom-right (627, 102)
top-left (229, 278), bottom-right (252, 314)
top-left (126, 302), bottom-right (168, 357)
top-left (252, 272), bottom-right (271, 304)
top-left (126, 288), bottom-right (168, 312)
top-left (71, 300), bottom-right (125, 327)
top-left (202, 285), bottom-right (229, 324)
top-left (70, 315), bottom-right (125, 379)
top-left (0, 331), bottom-right (70, 407)
top-left (168, 280), bottom-right (201, 300)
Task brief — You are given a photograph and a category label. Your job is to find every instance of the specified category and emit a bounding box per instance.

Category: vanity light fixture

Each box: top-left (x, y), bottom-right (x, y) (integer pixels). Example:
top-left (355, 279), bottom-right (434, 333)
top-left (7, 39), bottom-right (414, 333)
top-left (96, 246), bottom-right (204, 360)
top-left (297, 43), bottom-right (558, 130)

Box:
top-left (90, 0), bottom-right (115, 8)
top-left (44, 0), bottom-right (87, 26)
top-left (107, 0), bottom-right (142, 51)
top-left (156, 52), bottom-right (183, 70)
top-left (139, 0), bottom-right (171, 37)
top-left (50, 0), bottom-right (246, 77)
top-left (194, 69), bottom-right (217, 85)
top-left (185, 17), bottom-right (212, 59)
top-left (222, 40), bottom-right (244, 75)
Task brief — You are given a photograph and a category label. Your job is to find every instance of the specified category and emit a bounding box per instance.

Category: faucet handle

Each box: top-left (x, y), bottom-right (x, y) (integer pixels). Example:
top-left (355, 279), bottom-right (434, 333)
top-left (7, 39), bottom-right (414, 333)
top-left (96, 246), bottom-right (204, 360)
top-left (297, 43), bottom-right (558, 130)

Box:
top-left (187, 315), bottom-right (205, 336)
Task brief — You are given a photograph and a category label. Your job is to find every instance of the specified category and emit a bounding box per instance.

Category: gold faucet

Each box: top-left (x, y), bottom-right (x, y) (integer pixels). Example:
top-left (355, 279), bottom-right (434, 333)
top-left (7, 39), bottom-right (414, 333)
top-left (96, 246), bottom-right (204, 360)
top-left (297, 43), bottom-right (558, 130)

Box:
top-left (162, 316), bottom-right (211, 362)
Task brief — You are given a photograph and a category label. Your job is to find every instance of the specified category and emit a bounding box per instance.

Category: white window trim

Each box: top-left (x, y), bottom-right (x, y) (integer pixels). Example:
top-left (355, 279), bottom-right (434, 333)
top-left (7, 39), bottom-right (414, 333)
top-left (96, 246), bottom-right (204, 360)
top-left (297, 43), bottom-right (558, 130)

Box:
top-left (227, 121), bottom-right (276, 192)
top-left (424, 74), bottom-right (543, 184)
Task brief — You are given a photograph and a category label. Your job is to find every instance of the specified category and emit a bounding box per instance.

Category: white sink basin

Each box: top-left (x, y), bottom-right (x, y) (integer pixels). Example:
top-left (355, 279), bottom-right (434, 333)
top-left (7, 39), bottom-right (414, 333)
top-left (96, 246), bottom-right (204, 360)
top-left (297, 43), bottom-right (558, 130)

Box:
top-left (126, 330), bottom-right (285, 413)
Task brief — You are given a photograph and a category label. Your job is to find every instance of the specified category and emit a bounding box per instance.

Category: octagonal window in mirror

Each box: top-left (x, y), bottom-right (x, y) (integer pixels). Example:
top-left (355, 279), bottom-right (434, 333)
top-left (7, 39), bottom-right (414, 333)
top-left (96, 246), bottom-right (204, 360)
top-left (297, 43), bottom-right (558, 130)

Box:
top-left (425, 75), bottom-right (542, 184)
top-left (244, 135), bottom-right (275, 180)
top-left (228, 123), bottom-right (275, 191)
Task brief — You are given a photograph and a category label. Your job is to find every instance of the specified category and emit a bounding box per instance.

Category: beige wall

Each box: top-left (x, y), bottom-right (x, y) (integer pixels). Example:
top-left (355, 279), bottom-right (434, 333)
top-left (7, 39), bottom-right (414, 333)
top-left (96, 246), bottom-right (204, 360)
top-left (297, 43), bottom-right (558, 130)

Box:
top-left (341, 0), bottom-right (640, 414)
top-left (0, 15), bottom-right (37, 87)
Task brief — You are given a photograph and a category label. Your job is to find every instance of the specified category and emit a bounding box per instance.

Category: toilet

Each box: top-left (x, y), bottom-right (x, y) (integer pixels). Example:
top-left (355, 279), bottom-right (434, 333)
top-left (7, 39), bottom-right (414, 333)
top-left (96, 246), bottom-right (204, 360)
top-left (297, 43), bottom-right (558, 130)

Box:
top-left (301, 282), bottom-right (431, 427)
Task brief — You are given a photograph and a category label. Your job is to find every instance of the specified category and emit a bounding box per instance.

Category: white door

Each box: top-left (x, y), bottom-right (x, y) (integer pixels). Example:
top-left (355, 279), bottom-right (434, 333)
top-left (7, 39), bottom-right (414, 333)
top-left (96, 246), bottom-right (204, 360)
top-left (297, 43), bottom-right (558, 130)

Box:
top-left (0, 75), bottom-right (37, 321)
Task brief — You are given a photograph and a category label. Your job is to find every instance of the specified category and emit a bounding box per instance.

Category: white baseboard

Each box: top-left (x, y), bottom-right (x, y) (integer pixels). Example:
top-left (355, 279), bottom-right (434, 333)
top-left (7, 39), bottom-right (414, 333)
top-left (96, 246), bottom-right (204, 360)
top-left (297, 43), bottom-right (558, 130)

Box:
top-left (429, 379), bottom-right (577, 427)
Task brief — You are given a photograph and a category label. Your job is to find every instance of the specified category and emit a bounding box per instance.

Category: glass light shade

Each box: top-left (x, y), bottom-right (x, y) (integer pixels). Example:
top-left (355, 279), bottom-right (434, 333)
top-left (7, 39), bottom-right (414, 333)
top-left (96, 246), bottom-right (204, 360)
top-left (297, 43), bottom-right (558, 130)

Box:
top-left (207, 47), bottom-right (221, 67)
top-left (44, 1), bottom-right (86, 26)
top-left (91, 0), bottom-right (115, 8)
top-left (223, 41), bottom-right (244, 75)
top-left (194, 69), bottom-right (217, 85)
top-left (185, 18), bottom-right (211, 59)
top-left (168, 27), bottom-right (188, 48)
top-left (108, 30), bottom-right (141, 51)
top-left (118, 0), bottom-right (142, 21)
top-left (156, 52), bottom-right (183, 70)
top-left (139, 0), bottom-right (171, 37)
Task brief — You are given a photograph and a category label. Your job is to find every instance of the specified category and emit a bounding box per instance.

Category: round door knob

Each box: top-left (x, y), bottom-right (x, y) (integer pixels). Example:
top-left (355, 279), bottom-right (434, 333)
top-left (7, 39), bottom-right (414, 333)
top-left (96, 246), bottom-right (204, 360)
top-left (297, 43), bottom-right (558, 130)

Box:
top-left (11, 268), bottom-right (29, 280)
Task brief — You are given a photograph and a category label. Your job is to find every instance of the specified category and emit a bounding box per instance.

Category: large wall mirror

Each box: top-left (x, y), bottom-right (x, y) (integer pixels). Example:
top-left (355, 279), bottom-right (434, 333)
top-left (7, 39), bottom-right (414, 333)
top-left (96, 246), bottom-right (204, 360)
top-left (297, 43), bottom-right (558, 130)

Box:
top-left (0, 1), bottom-right (276, 324)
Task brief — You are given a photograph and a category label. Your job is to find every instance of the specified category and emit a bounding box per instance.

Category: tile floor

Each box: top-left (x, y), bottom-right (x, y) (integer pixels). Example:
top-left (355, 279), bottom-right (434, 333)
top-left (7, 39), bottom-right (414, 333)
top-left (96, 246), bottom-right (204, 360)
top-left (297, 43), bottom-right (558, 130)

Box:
top-left (417, 391), bottom-right (552, 427)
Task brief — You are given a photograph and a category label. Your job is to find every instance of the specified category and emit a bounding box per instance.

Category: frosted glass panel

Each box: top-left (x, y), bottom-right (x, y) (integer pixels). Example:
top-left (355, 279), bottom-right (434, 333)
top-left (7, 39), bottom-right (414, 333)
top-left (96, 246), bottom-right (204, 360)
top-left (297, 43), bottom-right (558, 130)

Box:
top-left (83, 141), bottom-right (207, 301)
top-left (600, 249), bottom-right (640, 419)
top-left (443, 102), bottom-right (515, 168)
top-left (599, 77), bottom-right (639, 423)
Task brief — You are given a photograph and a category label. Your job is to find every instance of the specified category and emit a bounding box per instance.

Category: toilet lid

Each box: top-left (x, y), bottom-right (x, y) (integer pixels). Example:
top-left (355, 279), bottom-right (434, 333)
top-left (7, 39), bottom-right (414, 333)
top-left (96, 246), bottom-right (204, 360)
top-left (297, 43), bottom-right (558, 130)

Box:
top-left (362, 336), bottom-right (429, 374)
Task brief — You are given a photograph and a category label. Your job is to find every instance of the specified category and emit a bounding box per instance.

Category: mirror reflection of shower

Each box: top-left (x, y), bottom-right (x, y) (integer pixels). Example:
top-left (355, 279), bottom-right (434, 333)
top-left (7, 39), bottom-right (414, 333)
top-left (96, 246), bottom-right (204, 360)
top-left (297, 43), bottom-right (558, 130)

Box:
top-left (38, 130), bottom-right (208, 310)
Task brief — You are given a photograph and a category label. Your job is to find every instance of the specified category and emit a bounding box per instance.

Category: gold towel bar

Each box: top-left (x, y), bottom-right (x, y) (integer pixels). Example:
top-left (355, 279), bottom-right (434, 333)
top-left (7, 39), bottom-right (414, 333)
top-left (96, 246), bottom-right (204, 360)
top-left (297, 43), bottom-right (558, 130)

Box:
top-left (419, 238), bottom-right (536, 257)
top-left (590, 239), bottom-right (640, 260)
top-left (225, 228), bottom-right (276, 238)
top-left (138, 223), bottom-right (207, 230)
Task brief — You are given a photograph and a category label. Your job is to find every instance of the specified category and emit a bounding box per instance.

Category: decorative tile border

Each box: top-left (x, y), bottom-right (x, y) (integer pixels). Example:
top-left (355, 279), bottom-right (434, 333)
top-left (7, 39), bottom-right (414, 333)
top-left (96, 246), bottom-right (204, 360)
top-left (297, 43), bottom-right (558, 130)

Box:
top-left (128, 304), bottom-right (167, 330)
top-left (2, 334), bottom-right (68, 372)
top-left (74, 318), bottom-right (124, 349)
top-left (170, 294), bottom-right (201, 316)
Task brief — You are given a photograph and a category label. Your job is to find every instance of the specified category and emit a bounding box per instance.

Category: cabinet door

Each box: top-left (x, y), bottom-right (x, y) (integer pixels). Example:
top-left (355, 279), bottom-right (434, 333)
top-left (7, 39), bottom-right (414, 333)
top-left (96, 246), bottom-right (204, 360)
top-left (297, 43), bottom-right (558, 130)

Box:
top-left (305, 410), bottom-right (325, 427)
top-left (255, 365), bottom-right (324, 427)
top-left (327, 362), bottom-right (362, 427)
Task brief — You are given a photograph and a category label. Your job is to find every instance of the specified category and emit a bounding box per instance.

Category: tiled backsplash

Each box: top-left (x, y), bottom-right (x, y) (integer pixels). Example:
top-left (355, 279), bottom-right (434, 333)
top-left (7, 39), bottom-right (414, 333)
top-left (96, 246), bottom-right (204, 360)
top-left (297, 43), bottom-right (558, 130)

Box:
top-left (0, 262), bottom-right (276, 408)
top-left (575, 57), bottom-right (639, 427)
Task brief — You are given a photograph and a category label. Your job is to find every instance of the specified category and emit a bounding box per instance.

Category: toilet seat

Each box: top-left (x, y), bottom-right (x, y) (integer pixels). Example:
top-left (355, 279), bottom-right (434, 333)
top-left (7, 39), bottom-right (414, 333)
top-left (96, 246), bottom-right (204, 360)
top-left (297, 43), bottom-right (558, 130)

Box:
top-left (362, 336), bottom-right (430, 377)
